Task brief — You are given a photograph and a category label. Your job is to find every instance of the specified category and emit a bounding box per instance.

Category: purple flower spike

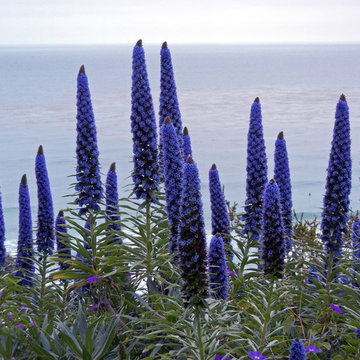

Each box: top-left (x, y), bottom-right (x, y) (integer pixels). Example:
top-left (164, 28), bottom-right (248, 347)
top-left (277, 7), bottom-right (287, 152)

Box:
top-left (289, 339), bottom-right (306, 360)
top-left (305, 345), bottom-right (321, 353)
top-left (330, 303), bottom-right (343, 314)
top-left (15, 175), bottom-right (34, 287)
top-left (105, 163), bottom-right (122, 244)
top-left (209, 234), bottom-right (228, 300)
top-left (161, 117), bottom-right (183, 257)
top-left (274, 131), bottom-right (293, 252)
top-left (242, 97), bottom-right (268, 241)
top-left (0, 292), bottom-right (2, 296)
top-left (321, 95), bottom-right (351, 259)
top-left (75, 65), bottom-right (103, 215)
top-left (159, 41), bottom-right (183, 179)
top-left (15, 323), bottom-right (25, 327)
top-left (209, 164), bottom-right (233, 258)
top-left (87, 275), bottom-right (99, 284)
top-left (248, 351), bottom-right (267, 360)
top-left (261, 179), bottom-right (286, 278)
top-left (131, 40), bottom-right (159, 201)
top-left (35, 145), bottom-right (54, 254)
top-left (183, 127), bottom-right (192, 160)
top-left (178, 156), bottom-right (208, 306)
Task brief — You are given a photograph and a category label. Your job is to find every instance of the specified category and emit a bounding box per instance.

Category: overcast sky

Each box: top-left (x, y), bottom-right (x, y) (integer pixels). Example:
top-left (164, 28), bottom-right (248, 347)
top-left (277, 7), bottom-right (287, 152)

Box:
top-left (2, 0), bottom-right (360, 45)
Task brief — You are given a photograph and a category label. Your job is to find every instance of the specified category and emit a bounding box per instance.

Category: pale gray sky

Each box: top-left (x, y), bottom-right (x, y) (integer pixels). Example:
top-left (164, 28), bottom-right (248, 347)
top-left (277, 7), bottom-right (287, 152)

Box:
top-left (1, 0), bottom-right (360, 45)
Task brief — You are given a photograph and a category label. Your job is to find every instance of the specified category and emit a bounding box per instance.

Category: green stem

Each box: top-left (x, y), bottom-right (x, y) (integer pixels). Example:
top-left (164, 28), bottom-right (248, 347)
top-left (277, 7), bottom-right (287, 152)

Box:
top-left (259, 280), bottom-right (274, 349)
top-left (321, 250), bottom-right (334, 335)
top-left (196, 310), bottom-right (206, 360)
top-left (145, 202), bottom-right (153, 294)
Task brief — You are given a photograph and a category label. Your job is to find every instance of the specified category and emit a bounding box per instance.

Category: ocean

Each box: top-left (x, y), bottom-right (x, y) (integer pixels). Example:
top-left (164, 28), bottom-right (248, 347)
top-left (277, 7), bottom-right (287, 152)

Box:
top-left (1, 44), bottom-right (360, 252)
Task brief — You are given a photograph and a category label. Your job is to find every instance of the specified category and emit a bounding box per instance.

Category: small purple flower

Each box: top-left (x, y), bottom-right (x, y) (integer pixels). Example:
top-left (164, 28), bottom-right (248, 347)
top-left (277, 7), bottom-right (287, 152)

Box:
top-left (330, 303), bottom-right (343, 314)
top-left (227, 269), bottom-right (236, 276)
top-left (336, 292), bottom-right (346, 296)
top-left (29, 322), bottom-right (35, 326)
top-left (15, 323), bottom-right (25, 328)
top-left (215, 355), bottom-right (231, 360)
top-left (0, 292), bottom-right (2, 296)
top-left (88, 301), bottom-right (104, 311)
top-left (248, 351), bottom-right (267, 360)
top-left (87, 275), bottom-right (99, 284)
top-left (305, 345), bottom-right (321, 353)
top-left (6, 314), bottom-right (14, 318)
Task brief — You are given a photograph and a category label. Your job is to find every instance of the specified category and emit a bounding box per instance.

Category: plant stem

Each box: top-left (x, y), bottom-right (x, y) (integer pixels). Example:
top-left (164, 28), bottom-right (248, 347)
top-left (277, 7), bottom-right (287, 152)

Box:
top-left (196, 309), bottom-right (206, 360)
top-left (322, 250), bottom-right (334, 335)
top-left (145, 202), bottom-right (153, 294)
top-left (259, 280), bottom-right (274, 349)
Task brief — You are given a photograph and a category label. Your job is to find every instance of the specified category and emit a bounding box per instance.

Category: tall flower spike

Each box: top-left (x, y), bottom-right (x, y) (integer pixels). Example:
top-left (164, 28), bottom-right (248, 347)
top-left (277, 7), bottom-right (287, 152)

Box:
top-left (55, 210), bottom-right (71, 271)
top-left (208, 233), bottom-right (228, 300)
top-left (289, 339), bottom-right (306, 360)
top-left (352, 220), bottom-right (360, 285)
top-left (183, 127), bottom-right (193, 160)
top-left (159, 41), bottom-right (183, 178)
top-left (321, 94), bottom-right (351, 259)
top-left (162, 117), bottom-right (183, 257)
top-left (75, 65), bottom-right (103, 215)
top-left (0, 190), bottom-right (5, 266)
top-left (242, 97), bottom-right (268, 240)
top-left (261, 179), bottom-right (286, 278)
top-left (105, 163), bottom-right (122, 244)
top-left (131, 39), bottom-right (159, 201)
top-left (178, 156), bottom-right (208, 306)
top-left (15, 175), bottom-right (34, 286)
top-left (209, 164), bottom-right (233, 258)
top-left (274, 131), bottom-right (293, 252)
top-left (35, 145), bottom-right (54, 254)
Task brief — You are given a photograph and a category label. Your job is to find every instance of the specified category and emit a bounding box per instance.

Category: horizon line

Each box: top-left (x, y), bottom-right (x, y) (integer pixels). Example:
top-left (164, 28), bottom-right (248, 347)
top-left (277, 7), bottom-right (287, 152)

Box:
top-left (1, 41), bottom-right (360, 47)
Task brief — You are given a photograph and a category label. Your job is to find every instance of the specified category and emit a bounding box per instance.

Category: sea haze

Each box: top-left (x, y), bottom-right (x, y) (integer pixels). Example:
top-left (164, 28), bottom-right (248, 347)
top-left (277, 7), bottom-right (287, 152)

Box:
top-left (1, 44), bottom-right (360, 251)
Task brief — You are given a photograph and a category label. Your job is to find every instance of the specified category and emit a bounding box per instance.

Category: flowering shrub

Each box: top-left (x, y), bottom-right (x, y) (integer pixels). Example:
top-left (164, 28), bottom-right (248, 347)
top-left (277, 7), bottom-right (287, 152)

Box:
top-left (0, 50), bottom-right (359, 360)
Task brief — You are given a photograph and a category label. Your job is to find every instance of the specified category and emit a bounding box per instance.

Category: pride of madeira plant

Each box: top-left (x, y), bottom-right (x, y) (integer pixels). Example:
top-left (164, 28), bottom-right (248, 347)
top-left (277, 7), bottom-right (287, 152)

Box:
top-left (261, 179), bottom-right (285, 278)
top-left (15, 175), bottom-right (34, 286)
top-left (183, 126), bottom-right (193, 160)
top-left (178, 156), bottom-right (208, 306)
top-left (208, 233), bottom-right (228, 300)
top-left (161, 116), bottom-right (183, 257)
top-left (131, 39), bottom-right (159, 201)
top-left (274, 131), bottom-right (293, 252)
top-left (75, 65), bottom-right (103, 214)
top-left (2, 46), bottom-right (360, 360)
top-left (209, 163), bottom-right (232, 258)
top-left (159, 41), bottom-right (183, 178)
top-left (321, 94), bottom-right (351, 260)
top-left (35, 145), bottom-right (54, 254)
top-left (105, 162), bottom-right (122, 244)
top-left (242, 97), bottom-right (268, 240)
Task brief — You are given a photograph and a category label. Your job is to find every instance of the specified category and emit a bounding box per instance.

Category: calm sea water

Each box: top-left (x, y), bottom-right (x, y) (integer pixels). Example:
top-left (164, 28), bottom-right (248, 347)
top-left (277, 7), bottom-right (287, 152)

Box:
top-left (1, 44), bottom-right (360, 252)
